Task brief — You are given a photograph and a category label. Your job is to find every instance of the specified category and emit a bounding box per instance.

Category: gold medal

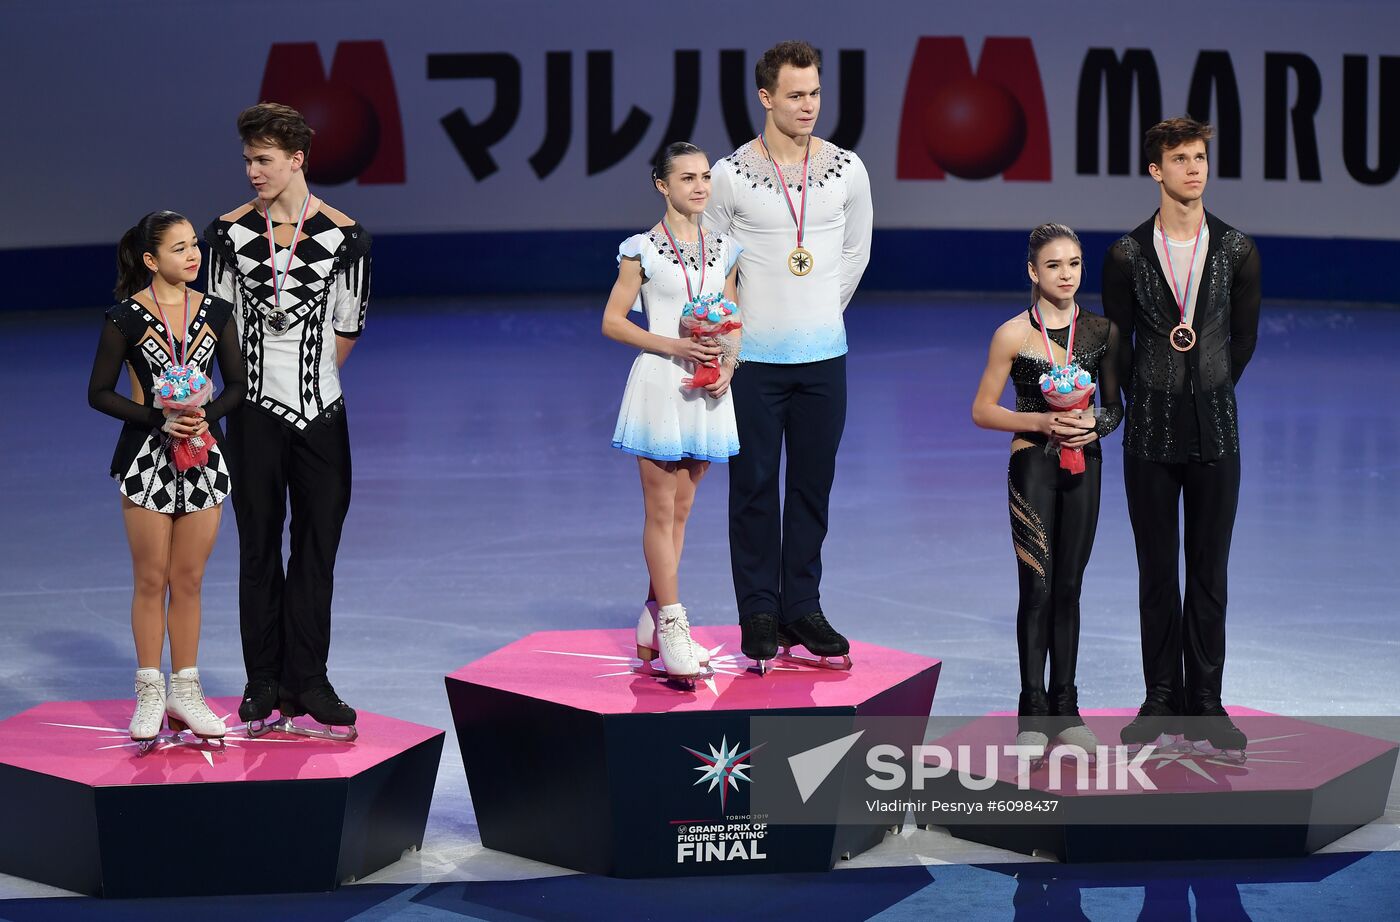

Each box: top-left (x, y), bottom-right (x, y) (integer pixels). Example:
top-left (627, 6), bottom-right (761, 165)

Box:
top-left (788, 246), bottom-right (813, 276)
top-left (1170, 323), bottom-right (1196, 352)
top-left (760, 135), bottom-right (813, 280)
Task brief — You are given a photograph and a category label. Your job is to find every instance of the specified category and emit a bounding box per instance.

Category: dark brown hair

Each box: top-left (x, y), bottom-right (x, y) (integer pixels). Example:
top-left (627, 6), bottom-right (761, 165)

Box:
top-left (1144, 117), bottom-right (1214, 166)
top-left (1026, 223), bottom-right (1082, 302)
top-left (755, 41), bottom-right (821, 92)
top-left (1027, 223), bottom-right (1081, 265)
top-left (237, 102), bottom-right (314, 157)
top-left (114, 211), bottom-right (190, 301)
top-left (652, 141), bottom-right (706, 184)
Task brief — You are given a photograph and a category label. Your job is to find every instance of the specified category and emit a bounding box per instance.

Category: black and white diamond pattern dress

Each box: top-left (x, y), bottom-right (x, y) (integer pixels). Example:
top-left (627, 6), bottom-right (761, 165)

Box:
top-left (87, 295), bottom-right (245, 514)
top-left (205, 204), bottom-right (371, 431)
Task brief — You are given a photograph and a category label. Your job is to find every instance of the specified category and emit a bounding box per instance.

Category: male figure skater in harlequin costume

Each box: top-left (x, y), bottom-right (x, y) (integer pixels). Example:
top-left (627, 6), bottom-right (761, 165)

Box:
top-left (207, 102), bottom-right (371, 740)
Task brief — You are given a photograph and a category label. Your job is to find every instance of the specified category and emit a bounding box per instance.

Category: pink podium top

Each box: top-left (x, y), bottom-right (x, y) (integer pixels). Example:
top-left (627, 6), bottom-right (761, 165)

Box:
top-left (0, 698), bottom-right (442, 787)
top-left (447, 627), bottom-right (941, 715)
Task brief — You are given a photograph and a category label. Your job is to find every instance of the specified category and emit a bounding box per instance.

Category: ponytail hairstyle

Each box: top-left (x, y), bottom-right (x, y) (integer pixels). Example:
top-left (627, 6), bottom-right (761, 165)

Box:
top-left (114, 210), bottom-right (188, 301)
top-left (652, 141), bottom-right (706, 187)
top-left (1026, 222), bottom-right (1082, 303)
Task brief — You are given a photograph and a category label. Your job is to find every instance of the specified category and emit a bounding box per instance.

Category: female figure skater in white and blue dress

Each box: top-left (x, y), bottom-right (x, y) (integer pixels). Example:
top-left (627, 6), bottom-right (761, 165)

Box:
top-left (602, 142), bottom-right (743, 687)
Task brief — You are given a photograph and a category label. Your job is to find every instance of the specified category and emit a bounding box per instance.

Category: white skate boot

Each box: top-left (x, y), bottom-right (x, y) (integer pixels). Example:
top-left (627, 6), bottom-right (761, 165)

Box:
top-left (1014, 729), bottom-right (1050, 759)
top-left (636, 601), bottom-right (712, 677)
top-left (1055, 723), bottom-right (1099, 760)
top-left (130, 668), bottom-right (166, 755)
top-left (167, 667), bottom-right (226, 744)
top-left (651, 604), bottom-right (700, 689)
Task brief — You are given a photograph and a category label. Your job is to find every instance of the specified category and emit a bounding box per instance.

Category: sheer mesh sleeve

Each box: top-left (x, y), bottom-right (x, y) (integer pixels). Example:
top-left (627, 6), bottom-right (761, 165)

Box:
top-left (1229, 239), bottom-right (1261, 383)
top-left (203, 315), bottom-right (246, 423)
top-left (1095, 319), bottom-right (1125, 438)
top-left (1100, 240), bottom-right (1136, 404)
top-left (87, 318), bottom-right (163, 428)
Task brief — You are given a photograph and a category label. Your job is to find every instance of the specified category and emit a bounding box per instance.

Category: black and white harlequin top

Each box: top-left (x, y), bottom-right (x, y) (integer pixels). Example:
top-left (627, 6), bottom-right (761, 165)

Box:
top-left (205, 204), bottom-right (371, 431)
top-left (87, 295), bottom-right (245, 513)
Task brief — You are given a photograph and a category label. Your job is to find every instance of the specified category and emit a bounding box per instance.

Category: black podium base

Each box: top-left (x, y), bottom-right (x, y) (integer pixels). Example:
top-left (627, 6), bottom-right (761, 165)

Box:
top-left (446, 627), bottom-right (942, 877)
top-left (0, 699), bottom-right (444, 897)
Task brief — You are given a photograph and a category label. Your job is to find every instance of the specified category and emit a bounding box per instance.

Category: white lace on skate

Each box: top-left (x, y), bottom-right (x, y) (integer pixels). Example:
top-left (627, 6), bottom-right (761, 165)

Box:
top-left (168, 671), bottom-right (226, 739)
top-left (130, 674), bottom-right (166, 740)
top-left (637, 602), bottom-right (712, 668)
top-left (656, 607), bottom-right (700, 680)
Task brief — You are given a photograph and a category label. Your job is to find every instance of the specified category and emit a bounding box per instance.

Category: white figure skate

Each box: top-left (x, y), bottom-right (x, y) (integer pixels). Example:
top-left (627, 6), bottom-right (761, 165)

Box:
top-left (635, 601), bottom-right (712, 679)
top-left (640, 604), bottom-right (700, 689)
top-left (166, 667), bottom-right (227, 747)
top-left (129, 669), bottom-right (166, 756)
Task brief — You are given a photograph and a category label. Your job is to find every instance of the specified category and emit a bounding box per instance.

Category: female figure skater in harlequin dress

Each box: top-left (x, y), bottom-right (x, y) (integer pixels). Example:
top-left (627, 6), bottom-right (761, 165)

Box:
top-left (972, 224), bottom-right (1124, 757)
top-left (88, 211), bottom-right (245, 751)
top-left (602, 142), bottom-right (743, 688)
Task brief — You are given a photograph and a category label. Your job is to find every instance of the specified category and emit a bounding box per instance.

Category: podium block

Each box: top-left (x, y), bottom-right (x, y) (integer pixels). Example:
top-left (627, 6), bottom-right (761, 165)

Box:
top-left (915, 708), bottom-right (1397, 862)
top-left (445, 627), bottom-right (940, 877)
top-left (0, 699), bottom-right (444, 897)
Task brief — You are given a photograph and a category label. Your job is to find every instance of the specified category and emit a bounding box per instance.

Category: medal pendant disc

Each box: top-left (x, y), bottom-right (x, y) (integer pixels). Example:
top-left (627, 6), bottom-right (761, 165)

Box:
top-left (788, 246), bottom-right (813, 277)
top-left (1170, 323), bottom-right (1196, 352)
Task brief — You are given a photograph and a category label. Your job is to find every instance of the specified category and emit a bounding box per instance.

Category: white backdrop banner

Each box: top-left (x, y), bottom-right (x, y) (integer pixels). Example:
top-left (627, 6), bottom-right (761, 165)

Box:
top-left (4, 0), bottom-right (1397, 248)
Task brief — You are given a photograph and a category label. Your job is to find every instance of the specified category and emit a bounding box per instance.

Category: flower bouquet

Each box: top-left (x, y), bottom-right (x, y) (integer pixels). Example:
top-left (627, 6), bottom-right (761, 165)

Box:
top-left (678, 292), bottom-right (742, 390)
top-left (1038, 364), bottom-right (1096, 475)
top-left (154, 364), bottom-right (215, 471)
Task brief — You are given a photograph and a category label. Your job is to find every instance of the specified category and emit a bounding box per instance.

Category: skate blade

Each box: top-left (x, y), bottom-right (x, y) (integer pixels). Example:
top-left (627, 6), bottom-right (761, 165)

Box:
top-left (1182, 740), bottom-right (1247, 763)
top-left (1127, 732), bottom-right (1185, 755)
top-left (633, 661), bottom-right (700, 680)
top-left (245, 718), bottom-right (277, 738)
top-left (168, 718), bottom-right (227, 743)
top-left (171, 732), bottom-right (228, 751)
top-left (273, 718), bottom-right (359, 742)
top-left (133, 730), bottom-right (227, 755)
top-left (1050, 743), bottom-right (1096, 763)
top-left (1156, 732), bottom-right (1190, 753)
top-left (747, 658), bottom-right (772, 676)
top-left (778, 649), bottom-right (853, 671)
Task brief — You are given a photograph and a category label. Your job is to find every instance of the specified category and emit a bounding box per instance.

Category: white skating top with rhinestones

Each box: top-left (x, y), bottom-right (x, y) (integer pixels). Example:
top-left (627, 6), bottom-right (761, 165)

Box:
top-left (704, 138), bottom-right (872, 364)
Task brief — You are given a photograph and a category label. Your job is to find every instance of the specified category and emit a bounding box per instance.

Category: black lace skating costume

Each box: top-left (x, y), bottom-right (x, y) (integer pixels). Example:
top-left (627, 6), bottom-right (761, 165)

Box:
top-left (1006, 307), bottom-right (1122, 729)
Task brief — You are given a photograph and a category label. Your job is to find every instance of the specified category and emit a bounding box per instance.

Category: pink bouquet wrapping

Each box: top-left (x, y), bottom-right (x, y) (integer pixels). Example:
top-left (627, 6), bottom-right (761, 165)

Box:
top-left (678, 292), bottom-right (742, 390)
top-left (154, 364), bottom-right (215, 471)
top-left (1038, 364), bottom-right (1095, 474)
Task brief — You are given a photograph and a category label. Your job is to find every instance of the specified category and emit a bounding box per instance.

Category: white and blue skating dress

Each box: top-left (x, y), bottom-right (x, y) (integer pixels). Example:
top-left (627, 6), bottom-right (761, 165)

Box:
top-left (611, 229), bottom-right (742, 463)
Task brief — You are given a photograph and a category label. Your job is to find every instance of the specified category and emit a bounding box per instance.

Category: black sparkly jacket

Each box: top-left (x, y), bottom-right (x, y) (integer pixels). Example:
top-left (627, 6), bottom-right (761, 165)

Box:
top-left (1102, 211), bottom-right (1261, 463)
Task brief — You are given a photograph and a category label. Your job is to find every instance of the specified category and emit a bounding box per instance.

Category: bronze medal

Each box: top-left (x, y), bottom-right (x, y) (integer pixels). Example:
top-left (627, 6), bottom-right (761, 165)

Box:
top-left (1158, 214), bottom-right (1206, 355)
top-left (1170, 323), bottom-right (1196, 352)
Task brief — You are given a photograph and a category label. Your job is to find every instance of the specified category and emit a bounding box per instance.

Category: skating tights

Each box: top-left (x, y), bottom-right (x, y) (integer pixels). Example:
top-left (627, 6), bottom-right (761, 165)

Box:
top-left (1009, 447), bottom-right (1101, 698)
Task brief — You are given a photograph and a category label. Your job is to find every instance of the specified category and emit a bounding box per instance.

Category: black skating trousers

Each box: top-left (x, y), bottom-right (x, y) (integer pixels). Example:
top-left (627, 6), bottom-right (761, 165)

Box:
top-left (224, 401), bottom-right (352, 695)
top-left (1008, 447), bottom-right (1101, 698)
top-left (1123, 450), bottom-right (1241, 712)
top-left (728, 355), bottom-right (846, 624)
